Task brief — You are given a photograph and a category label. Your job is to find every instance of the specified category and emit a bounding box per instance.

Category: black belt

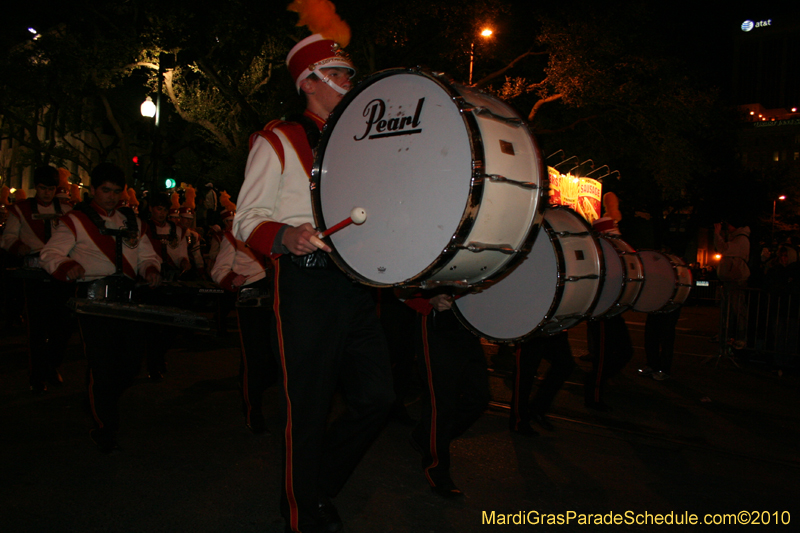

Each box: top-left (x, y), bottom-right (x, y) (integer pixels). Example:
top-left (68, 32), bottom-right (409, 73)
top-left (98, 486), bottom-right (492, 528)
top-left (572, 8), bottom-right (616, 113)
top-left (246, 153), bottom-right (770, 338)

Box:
top-left (289, 250), bottom-right (335, 270)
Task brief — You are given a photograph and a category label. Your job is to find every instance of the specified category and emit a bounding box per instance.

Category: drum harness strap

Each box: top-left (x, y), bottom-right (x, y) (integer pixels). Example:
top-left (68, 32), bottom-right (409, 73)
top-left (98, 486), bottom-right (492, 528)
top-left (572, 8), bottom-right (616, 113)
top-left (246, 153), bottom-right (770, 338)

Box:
top-left (27, 197), bottom-right (63, 242)
top-left (72, 202), bottom-right (139, 276)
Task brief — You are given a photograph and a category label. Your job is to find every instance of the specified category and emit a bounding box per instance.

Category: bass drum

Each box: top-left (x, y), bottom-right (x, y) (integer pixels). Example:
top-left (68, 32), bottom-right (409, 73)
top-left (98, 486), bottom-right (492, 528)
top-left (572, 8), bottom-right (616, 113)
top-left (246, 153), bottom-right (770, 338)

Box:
top-left (312, 68), bottom-right (545, 288)
top-left (453, 206), bottom-right (603, 342)
top-left (590, 235), bottom-right (644, 319)
top-left (633, 251), bottom-right (693, 313)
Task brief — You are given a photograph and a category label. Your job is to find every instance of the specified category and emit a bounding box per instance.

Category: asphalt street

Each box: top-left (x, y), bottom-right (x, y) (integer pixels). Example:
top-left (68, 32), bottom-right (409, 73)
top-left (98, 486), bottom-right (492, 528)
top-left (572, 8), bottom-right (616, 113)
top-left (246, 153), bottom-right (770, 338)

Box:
top-left (2, 303), bottom-right (799, 532)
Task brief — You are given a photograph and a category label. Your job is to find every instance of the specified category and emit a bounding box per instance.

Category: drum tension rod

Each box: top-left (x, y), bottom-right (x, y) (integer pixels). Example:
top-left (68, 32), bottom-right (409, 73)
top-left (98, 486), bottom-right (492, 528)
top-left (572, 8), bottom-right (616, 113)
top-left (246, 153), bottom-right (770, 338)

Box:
top-left (455, 242), bottom-right (520, 254)
top-left (485, 174), bottom-right (539, 190)
top-left (553, 230), bottom-right (592, 238)
top-left (564, 274), bottom-right (600, 282)
top-left (462, 106), bottom-right (526, 126)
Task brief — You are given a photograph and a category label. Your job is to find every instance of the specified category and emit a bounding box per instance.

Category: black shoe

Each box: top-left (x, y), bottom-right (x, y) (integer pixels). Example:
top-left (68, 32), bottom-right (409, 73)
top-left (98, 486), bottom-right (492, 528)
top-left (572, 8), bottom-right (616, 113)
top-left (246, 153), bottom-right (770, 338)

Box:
top-left (428, 472), bottom-right (465, 499)
top-left (247, 416), bottom-right (269, 436)
top-left (531, 413), bottom-right (555, 432)
top-left (316, 497), bottom-right (343, 533)
top-left (510, 423), bottom-right (539, 437)
top-left (90, 429), bottom-right (119, 454)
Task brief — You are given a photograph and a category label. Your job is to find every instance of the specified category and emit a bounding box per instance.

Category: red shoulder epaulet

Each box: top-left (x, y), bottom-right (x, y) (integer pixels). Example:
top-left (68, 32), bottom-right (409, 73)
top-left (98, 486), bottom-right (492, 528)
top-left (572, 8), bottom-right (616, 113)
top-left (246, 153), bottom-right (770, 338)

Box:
top-left (249, 120), bottom-right (286, 173)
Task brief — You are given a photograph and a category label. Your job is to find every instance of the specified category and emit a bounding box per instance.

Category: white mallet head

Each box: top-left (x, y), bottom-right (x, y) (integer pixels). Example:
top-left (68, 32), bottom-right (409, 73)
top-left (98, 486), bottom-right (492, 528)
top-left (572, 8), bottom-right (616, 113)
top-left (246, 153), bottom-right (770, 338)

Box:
top-left (350, 207), bottom-right (367, 225)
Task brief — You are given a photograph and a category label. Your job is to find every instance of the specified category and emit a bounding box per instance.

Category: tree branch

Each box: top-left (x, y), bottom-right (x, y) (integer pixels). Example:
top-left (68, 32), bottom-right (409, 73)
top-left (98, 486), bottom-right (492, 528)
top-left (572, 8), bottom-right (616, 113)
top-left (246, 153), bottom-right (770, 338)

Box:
top-left (474, 50), bottom-right (546, 89)
top-left (527, 94), bottom-right (564, 122)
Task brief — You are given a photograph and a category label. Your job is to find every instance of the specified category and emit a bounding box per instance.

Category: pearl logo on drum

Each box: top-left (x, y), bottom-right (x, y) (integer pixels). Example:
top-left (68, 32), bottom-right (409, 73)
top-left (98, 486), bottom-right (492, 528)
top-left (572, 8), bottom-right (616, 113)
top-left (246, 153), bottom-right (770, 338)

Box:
top-left (354, 98), bottom-right (425, 141)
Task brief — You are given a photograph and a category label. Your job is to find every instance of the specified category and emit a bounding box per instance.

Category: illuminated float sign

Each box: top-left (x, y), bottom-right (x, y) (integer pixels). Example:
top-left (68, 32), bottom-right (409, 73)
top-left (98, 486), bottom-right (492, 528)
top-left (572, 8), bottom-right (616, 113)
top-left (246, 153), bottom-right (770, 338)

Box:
top-left (547, 166), bottom-right (602, 223)
top-left (741, 19), bottom-right (772, 32)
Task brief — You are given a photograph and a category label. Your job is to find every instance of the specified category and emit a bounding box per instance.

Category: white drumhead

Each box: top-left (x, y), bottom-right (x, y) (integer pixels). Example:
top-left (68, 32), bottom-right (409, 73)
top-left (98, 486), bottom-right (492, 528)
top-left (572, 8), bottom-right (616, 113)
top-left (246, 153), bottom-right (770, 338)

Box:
top-left (634, 251), bottom-right (677, 312)
top-left (315, 71), bottom-right (474, 286)
top-left (454, 223), bottom-right (558, 341)
top-left (592, 237), bottom-right (624, 317)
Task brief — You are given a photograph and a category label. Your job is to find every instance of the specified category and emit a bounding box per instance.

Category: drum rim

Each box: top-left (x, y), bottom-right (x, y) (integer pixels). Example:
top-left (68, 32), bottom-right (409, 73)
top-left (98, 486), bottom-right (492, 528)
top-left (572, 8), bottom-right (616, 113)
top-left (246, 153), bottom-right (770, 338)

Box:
top-left (311, 66), bottom-right (545, 288)
top-left (590, 233), bottom-right (644, 319)
top-left (632, 249), bottom-right (693, 313)
top-left (452, 205), bottom-right (600, 342)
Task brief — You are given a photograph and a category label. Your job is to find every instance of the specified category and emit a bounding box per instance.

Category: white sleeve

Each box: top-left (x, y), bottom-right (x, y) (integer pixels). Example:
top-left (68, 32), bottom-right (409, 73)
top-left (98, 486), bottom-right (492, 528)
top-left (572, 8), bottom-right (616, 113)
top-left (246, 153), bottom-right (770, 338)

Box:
top-left (210, 237), bottom-right (235, 285)
top-left (233, 136), bottom-right (286, 243)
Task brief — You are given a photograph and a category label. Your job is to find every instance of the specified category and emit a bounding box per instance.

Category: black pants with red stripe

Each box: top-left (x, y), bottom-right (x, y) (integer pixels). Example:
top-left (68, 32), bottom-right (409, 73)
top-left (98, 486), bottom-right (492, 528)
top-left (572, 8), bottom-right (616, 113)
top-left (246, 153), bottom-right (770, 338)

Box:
top-left (271, 257), bottom-right (394, 533)
top-left (78, 313), bottom-right (147, 437)
top-left (585, 314), bottom-right (633, 404)
top-left (509, 331), bottom-right (575, 431)
top-left (23, 277), bottom-right (75, 387)
top-left (236, 287), bottom-right (279, 428)
top-left (412, 310), bottom-right (489, 487)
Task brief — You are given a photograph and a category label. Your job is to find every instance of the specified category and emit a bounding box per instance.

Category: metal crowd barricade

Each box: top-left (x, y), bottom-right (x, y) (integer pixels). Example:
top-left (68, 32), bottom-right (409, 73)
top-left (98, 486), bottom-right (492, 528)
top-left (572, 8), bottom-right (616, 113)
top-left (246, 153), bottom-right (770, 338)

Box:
top-left (720, 285), bottom-right (800, 367)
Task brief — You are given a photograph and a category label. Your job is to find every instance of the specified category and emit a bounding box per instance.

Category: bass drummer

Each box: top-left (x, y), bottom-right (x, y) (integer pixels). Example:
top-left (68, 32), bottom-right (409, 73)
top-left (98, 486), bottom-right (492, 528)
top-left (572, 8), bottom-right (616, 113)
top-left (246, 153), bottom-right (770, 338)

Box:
top-left (232, 29), bottom-right (394, 533)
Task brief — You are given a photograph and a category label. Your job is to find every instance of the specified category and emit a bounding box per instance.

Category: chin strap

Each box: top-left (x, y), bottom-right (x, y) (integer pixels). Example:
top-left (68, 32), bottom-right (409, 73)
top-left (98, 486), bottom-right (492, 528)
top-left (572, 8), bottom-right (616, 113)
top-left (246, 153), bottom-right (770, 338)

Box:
top-left (318, 72), bottom-right (348, 95)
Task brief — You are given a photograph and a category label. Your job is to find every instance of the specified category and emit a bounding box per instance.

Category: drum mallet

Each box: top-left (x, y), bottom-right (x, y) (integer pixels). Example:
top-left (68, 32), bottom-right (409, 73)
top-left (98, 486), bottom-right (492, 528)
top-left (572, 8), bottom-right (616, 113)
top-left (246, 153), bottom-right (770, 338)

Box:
top-left (309, 207), bottom-right (367, 249)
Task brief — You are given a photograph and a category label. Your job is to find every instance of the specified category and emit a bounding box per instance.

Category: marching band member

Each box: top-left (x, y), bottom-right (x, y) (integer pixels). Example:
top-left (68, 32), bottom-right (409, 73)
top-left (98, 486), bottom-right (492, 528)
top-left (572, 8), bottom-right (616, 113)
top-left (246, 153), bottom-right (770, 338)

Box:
top-left (1, 166), bottom-right (75, 393)
top-left (233, 22), bottom-right (394, 532)
top-left (403, 292), bottom-right (489, 498)
top-left (143, 192), bottom-right (193, 381)
top-left (584, 192), bottom-right (634, 410)
top-left (40, 163), bottom-right (161, 453)
top-left (178, 186), bottom-right (206, 279)
top-left (209, 196), bottom-right (277, 435)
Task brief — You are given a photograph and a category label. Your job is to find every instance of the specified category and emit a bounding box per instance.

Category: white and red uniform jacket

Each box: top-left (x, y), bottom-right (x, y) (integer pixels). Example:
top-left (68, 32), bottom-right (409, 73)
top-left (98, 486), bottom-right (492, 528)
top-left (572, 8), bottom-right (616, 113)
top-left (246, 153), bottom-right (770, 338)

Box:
top-left (145, 221), bottom-right (190, 269)
top-left (1, 198), bottom-right (72, 255)
top-left (40, 202), bottom-right (160, 282)
top-left (233, 110), bottom-right (324, 257)
top-left (209, 231), bottom-right (267, 291)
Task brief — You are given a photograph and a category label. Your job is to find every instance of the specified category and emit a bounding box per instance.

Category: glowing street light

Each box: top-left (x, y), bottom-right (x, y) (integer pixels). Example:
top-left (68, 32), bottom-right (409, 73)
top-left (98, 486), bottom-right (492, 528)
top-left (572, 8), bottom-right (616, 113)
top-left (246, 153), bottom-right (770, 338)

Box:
top-left (140, 96), bottom-right (156, 118)
top-left (469, 28), bottom-right (493, 85)
top-left (772, 195), bottom-right (786, 239)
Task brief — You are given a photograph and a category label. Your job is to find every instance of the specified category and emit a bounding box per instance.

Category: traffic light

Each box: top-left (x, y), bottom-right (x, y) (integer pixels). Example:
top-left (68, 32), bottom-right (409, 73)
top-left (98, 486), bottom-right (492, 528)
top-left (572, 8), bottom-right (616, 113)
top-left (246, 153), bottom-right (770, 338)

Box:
top-left (132, 156), bottom-right (142, 184)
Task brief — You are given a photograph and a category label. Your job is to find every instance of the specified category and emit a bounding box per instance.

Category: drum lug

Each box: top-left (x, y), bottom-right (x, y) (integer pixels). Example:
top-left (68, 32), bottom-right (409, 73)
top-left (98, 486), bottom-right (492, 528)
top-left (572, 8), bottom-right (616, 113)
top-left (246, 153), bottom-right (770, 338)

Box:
top-left (564, 274), bottom-right (600, 282)
top-left (485, 174), bottom-right (540, 190)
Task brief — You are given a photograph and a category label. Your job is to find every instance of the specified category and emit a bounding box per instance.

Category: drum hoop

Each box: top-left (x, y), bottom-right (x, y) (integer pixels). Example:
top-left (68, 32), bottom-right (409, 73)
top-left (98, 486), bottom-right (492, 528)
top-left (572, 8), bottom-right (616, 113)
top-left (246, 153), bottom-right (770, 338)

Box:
top-left (634, 250), bottom-right (692, 313)
top-left (311, 66), bottom-right (543, 287)
top-left (453, 207), bottom-right (596, 343)
top-left (592, 234), bottom-right (644, 317)
top-left (548, 206), bottom-right (605, 320)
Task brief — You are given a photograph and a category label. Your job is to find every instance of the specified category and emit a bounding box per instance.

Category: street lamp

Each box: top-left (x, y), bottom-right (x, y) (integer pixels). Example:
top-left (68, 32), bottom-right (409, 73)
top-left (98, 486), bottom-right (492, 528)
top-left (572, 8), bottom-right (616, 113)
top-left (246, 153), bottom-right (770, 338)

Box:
top-left (140, 96), bottom-right (156, 118)
top-left (772, 195), bottom-right (786, 240)
top-left (469, 28), bottom-right (493, 85)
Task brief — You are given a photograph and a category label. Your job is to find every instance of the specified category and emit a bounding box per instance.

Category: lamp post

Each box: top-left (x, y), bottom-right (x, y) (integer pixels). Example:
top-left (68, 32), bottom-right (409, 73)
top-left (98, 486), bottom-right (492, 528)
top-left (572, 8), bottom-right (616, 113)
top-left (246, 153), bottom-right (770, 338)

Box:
top-left (140, 54), bottom-right (172, 192)
top-left (469, 28), bottom-right (493, 85)
top-left (772, 195), bottom-right (786, 240)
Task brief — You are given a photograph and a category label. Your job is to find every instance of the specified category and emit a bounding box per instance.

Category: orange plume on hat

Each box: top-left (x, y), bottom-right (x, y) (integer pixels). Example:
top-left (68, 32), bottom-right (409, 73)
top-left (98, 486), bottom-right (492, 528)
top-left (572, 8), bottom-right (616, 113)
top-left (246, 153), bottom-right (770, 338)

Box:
top-left (0, 185), bottom-right (10, 207)
top-left (127, 188), bottom-right (139, 207)
top-left (14, 188), bottom-right (27, 201)
top-left (220, 191), bottom-right (237, 219)
top-left (56, 169), bottom-right (71, 197)
top-left (602, 192), bottom-right (621, 222)
top-left (170, 192), bottom-right (181, 212)
top-left (184, 186), bottom-right (196, 210)
top-left (288, 0), bottom-right (351, 47)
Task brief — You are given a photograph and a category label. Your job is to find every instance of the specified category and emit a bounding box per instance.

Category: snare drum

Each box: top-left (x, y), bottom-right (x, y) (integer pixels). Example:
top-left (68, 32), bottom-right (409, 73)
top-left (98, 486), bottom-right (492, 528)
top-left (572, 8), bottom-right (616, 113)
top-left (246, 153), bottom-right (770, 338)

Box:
top-left (633, 251), bottom-right (692, 313)
top-left (312, 68), bottom-right (545, 288)
top-left (590, 235), bottom-right (644, 319)
top-left (453, 206), bottom-right (603, 342)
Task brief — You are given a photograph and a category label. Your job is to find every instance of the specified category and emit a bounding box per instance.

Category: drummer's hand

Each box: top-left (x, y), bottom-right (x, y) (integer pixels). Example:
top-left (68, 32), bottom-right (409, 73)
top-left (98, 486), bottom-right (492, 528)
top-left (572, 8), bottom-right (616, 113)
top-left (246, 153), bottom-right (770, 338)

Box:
top-left (232, 274), bottom-right (247, 288)
top-left (179, 259), bottom-right (191, 273)
top-left (145, 270), bottom-right (161, 288)
top-left (282, 223), bottom-right (332, 255)
top-left (430, 294), bottom-right (454, 312)
top-left (65, 263), bottom-right (85, 281)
